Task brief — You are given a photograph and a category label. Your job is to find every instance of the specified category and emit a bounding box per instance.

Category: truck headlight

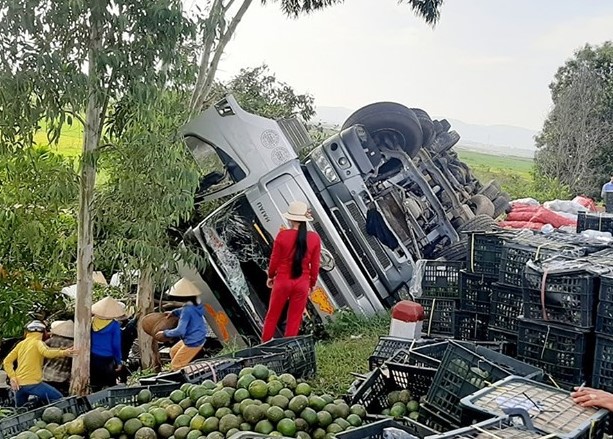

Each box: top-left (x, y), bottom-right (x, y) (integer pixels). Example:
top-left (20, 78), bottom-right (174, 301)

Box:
top-left (310, 147), bottom-right (339, 183)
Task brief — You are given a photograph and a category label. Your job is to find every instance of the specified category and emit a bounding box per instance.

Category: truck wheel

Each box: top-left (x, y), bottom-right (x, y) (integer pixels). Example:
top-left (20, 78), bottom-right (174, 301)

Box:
top-left (478, 180), bottom-right (501, 201)
top-left (470, 194), bottom-right (495, 217)
top-left (342, 102), bottom-right (423, 157)
top-left (457, 214), bottom-right (498, 233)
top-left (431, 131), bottom-right (460, 154)
top-left (439, 119), bottom-right (451, 132)
top-left (411, 108), bottom-right (435, 147)
top-left (493, 193), bottom-right (512, 218)
top-left (436, 239), bottom-right (468, 261)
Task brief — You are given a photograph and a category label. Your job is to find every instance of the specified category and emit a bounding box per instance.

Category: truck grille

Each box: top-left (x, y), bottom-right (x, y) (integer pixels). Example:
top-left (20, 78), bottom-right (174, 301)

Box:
top-left (345, 201), bottom-right (392, 269)
top-left (331, 208), bottom-right (378, 279)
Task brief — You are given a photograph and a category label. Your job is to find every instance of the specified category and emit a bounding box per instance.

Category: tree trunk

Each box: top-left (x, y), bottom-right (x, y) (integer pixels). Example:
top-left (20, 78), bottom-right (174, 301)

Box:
top-left (136, 268), bottom-right (161, 371)
top-left (70, 0), bottom-right (104, 396)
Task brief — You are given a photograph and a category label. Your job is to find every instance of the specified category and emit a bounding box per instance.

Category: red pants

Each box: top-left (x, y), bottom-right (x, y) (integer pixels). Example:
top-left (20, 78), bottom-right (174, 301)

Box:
top-left (262, 277), bottom-right (310, 342)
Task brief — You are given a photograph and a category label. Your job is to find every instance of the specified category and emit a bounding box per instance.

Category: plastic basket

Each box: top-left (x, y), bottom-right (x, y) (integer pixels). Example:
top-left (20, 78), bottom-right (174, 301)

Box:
top-left (522, 264), bottom-right (596, 328)
top-left (465, 232), bottom-right (511, 278)
top-left (335, 416), bottom-right (436, 439)
top-left (417, 403), bottom-right (459, 433)
top-left (426, 414), bottom-right (550, 439)
top-left (460, 376), bottom-right (609, 439)
top-left (453, 311), bottom-right (489, 341)
top-left (577, 212), bottom-right (613, 234)
top-left (218, 347), bottom-right (287, 375)
top-left (258, 335), bottom-right (316, 378)
top-left (420, 261), bottom-right (464, 298)
top-left (597, 275), bottom-right (613, 334)
top-left (517, 318), bottom-right (593, 390)
top-left (368, 337), bottom-right (440, 371)
top-left (487, 327), bottom-right (518, 358)
top-left (498, 242), bottom-right (562, 287)
top-left (490, 283), bottom-right (523, 333)
top-left (425, 341), bottom-right (543, 424)
top-left (592, 334), bottom-right (613, 392)
top-left (415, 298), bottom-right (456, 337)
top-left (87, 382), bottom-right (181, 407)
top-left (459, 271), bottom-right (493, 314)
top-left (182, 359), bottom-right (241, 384)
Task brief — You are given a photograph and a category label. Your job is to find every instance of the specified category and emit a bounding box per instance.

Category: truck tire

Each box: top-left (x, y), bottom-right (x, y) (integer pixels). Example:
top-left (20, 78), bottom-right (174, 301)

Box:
top-left (439, 119), bottom-right (451, 132)
top-left (493, 193), bottom-right (512, 218)
top-left (470, 194), bottom-right (495, 217)
top-left (342, 102), bottom-right (423, 157)
top-left (431, 131), bottom-right (460, 154)
top-left (433, 120), bottom-right (443, 134)
top-left (436, 239), bottom-right (468, 261)
top-left (411, 108), bottom-right (435, 147)
top-left (479, 180), bottom-right (501, 201)
top-left (456, 214), bottom-right (498, 233)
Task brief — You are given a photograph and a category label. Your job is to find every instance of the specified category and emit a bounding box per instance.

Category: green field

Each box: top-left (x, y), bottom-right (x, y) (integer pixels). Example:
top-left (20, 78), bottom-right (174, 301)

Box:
top-left (35, 121), bottom-right (84, 156)
top-left (457, 150), bottom-right (534, 178)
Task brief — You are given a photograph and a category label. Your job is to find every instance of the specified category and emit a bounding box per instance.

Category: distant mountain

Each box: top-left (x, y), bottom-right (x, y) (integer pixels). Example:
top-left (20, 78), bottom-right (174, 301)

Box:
top-left (314, 106), bottom-right (538, 159)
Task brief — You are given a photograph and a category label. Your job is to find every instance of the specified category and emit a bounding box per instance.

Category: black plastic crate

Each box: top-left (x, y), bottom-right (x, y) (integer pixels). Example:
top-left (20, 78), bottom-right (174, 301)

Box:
top-left (460, 375), bottom-right (609, 439)
top-left (498, 242), bottom-right (561, 287)
top-left (218, 346), bottom-right (287, 375)
top-left (335, 416), bottom-right (436, 439)
top-left (386, 348), bottom-right (441, 371)
top-left (453, 311), bottom-right (489, 341)
top-left (368, 337), bottom-right (436, 371)
top-left (597, 275), bottom-right (613, 334)
top-left (182, 359), bottom-right (241, 384)
top-left (415, 297), bottom-right (456, 336)
top-left (593, 334), bottom-right (613, 392)
top-left (465, 231), bottom-right (510, 278)
top-left (417, 403), bottom-right (459, 433)
top-left (421, 261), bottom-right (464, 298)
top-left (139, 370), bottom-right (185, 385)
top-left (87, 382), bottom-right (180, 407)
top-left (523, 264), bottom-right (596, 328)
top-left (425, 341), bottom-right (543, 424)
top-left (517, 318), bottom-right (593, 390)
top-left (258, 335), bottom-right (316, 378)
top-left (426, 414), bottom-right (549, 439)
top-left (487, 327), bottom-right (518, 358)
top-left (490, 283), bottom-right (523, 333)
top-left (577, 212), bottom-right (613, 234)
top-left (387, 360), bottom-right (437, 402)
top-left (459, 271), bottom-right (494, 314)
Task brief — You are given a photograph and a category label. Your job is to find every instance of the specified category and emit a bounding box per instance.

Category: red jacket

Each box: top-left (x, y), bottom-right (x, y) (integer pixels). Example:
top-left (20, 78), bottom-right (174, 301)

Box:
top-left (268, 229), bottom-right (322, 288)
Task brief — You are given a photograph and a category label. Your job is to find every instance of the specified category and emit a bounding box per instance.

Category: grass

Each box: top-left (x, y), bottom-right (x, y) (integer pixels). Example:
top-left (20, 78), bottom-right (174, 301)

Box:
top-left (35, 121), bottom-right (84, 157)
top-left (457, 150), bottom-right (534, 179)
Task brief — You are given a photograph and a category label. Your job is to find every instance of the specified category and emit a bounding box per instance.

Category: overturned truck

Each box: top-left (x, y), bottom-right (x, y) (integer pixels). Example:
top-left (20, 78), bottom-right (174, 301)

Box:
top-left (178, 96), bottom-right (509, 344)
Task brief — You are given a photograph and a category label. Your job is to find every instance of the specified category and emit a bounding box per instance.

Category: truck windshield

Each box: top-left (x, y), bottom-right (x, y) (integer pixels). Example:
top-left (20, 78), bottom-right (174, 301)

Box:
top-left (185, 135), bottom-right (246, 196)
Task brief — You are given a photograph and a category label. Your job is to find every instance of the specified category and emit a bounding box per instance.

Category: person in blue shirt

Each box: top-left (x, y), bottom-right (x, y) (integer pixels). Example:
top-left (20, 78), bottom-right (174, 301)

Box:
top-left (157, 278), bottom-right (207, 370)
top-left (602, 176), bottom-right (613, 207)
top-left (90, 297), bottom-right (124, 391)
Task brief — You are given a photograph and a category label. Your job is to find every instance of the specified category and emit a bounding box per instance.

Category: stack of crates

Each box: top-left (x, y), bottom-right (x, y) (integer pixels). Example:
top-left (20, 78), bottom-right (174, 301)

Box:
top-left (592, 274), bottom-right (613, 391)
top-left (577, 211), bottom-right (613, 233)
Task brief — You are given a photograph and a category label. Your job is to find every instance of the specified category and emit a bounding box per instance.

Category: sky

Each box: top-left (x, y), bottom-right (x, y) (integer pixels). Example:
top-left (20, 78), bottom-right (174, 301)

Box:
top-left (210, 0), bottom-right (613, 131)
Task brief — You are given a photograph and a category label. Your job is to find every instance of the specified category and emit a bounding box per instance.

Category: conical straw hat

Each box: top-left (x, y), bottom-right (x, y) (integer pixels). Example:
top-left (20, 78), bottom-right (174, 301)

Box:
top-left (92, 297), bottom-right (125, 319)
top-left (168, 278), bottom-right (201, 297)
top-left (50, 320), bottom-right (74, 338)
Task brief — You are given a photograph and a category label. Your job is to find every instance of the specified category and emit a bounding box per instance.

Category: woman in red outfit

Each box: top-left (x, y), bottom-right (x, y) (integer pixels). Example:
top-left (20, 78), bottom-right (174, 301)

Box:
top-left (262, 201), bottom-right (322, 342)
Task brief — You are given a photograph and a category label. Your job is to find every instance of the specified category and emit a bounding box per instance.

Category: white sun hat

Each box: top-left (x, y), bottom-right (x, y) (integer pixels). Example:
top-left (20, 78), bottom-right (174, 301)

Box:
top-left (282, 201), bottom-right (312, 222)
top-left (92, 297), bottom-right (125, 319)
top-left (168, 278), bottom-right (201, 297)
top-left (50, 320), bottom-right (74, 338)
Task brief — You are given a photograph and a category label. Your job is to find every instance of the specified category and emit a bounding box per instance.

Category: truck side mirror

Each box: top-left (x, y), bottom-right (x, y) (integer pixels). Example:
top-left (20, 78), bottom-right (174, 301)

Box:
top-left (319, 248), bottom-right (335, 272)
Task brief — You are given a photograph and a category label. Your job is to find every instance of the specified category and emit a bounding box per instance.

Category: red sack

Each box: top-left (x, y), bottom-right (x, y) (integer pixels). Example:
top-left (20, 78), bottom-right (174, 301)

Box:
top-left (573, 196), bottom-right (598, 212)
top-left (530, 207), bottom-right (576, 228)
top-left (499, 220), bottom-right (546, 231)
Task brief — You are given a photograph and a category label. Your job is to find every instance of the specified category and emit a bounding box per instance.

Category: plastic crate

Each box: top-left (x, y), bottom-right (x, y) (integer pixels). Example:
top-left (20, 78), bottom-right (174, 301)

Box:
top-left (218, 347), bottom-right (287, 375)
top-left (460, 376), bottom-right (609, 439)
top-left (182, 359), bottom-right (241, 384)
top-left (335, 416), bottom-right (436, 439)
top-left (420, 261), bottom-right (464, 298)
top-left (258, 335), bottom-right (316, 378)
top-left (0, 397), bottom-right (91, 439)
top-left (417, 403), bottom-right (459, 433)
top-left (517, 318), bottom-right (593, 390)
top-left (416, 298), bottom-right (456, 337)
top-left (498, 242), bottom-right (563, 287)
top-left (459, 271), bottom-right (494, 314)
top-left (592, 334), bottom-right (613, 392)
top-left (368, 337), bottom-right (440, 371)
top-left (487, 327), bottom-right (518, 358)
top-left (87, 382), bottom-right (181, 407)
top-left (139, 370), bottom-right (185, 385)
top-left (465, 231), bottom-right (511, 278)
top-left (597, 275), bottom-right (613, 334)
top-left (577, 212), bottom-right (613, 234)
top-left (490, 283), bottom-right (523, 333)
top-left (453, 311), bottom-right (489, 341)
top-left (426, 414), bottom-right (550, 439)
top-left (523, 264), bottom-right (596, 328)
top-left (425, 341), bottom-right (543, 424)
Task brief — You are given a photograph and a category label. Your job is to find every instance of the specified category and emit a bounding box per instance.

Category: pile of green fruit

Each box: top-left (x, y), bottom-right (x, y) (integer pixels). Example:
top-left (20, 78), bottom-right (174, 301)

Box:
top-left (378, 390), bottom-right (419, 420)
top-left (11, 365), bottom-right (367, 439)
top-left (0, 407), bottom-right (17, 419)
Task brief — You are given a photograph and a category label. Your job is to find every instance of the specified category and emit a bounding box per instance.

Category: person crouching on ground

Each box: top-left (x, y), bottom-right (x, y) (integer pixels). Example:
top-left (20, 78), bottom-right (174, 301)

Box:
top-left (262, 201), bottom-right (322, 342)
top-left (156, 278), bottom-right (207, 371)
top-left (2, 321), bottom-right (76, 406)
top-left (90, 297), bottom-right (124, 391)
top-left (43, 320), bottom-right (74, 396)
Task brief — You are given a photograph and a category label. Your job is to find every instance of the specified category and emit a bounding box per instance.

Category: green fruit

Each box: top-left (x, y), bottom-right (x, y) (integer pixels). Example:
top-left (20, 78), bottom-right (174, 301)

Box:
top-left (294, 418), bottom-right (308, 432)
top-left (189, 415), bottom-right (206, 431)
top-left (62, 413), bottom-right (76, 424)
top-left (170, 391), bottom-right (186, 404)
top-left (138, 390), bottom-right (153, 405)
top-left (266, 406), bottom-right (285, 423)
top-left (308, 396), bottom-right (326, 412)
top-left (409, 411), bottom-right (420, 421)
top-left (259, 403), bottom-right (271, 413)
top-left (199, 403), bottom-right (215, 419)
top-left (189, 387), bottom-right (208, 404)
top-left (36, 421), bottom-right (48, 429)
top-left (211, 391), bottom-right (232, 409)
top-left (242, 405), bottom-right (264, 424)
top-left (326, 423), bottom-right (343, 435)
top-left (390, 402), bottom-right (406, 418)
top-left (124, 419), bottom-right (143, 436)
top-left (279, 388), bottom-right (294, 400)
top-left (296, 432), bottom-right (310, 439)
top-left (270, 395), bottom-right (290, 410)
top-left (17, 433), bottom-right (38, 439)
top-left (233, 388), bottom-right (250, 403)
top-left (237, 374), bottom-right (256, 390)
top-left (150, 408), bottom-right (168, 426)
top-left (252, 365), bottom-right (270, 381)
top-left (165, 405), bottom-right (184, 422)
top-left (232, 403), bottom-right (241, 415)
top-left (381, 409), bottom-right (390, 416)
top-left (218, 414), bottom-right (240, 435)
top-left (138, 413), bottom-right (156, 429)
top-left (42, 408), bottom-right (64, 424)
top-left (312, 429), bottom-right (326, 439)
top-left (267, 380), bottom-right (284, 397)
top-left (336, 403), bottom-right (350, 419)
top-left (238, 399), bottom-right (254, 415)
top-left (350, 404), bottom-right (366, 418)
top-left (407, 400), bottom-right (419, 412)
top-left (66, 436), bottom-right (83, 439)
top-left (181, 383), bottom-right (194, 394)
top-left (254, 420), bottom-right (274, 435)
top-left (134, 427), bottom-right (157, 439)
top-left (295, 383), bottom-right (311, 397)
top-left (37, 430), bottom-right (53, 439)
top-left (157, 424), bottom-right (175, 439)
top-left (207, 433), bottom-right (224, 439)
top-left (270, 433), bottom-right (283, 438)
top-left (300, 408), bottom-right (318, 426)
top-left (239, 423), bottom-right (251, 432)
top-left (174, 427), bottom-right (190, 439)
top-left (202, 417), bottom-right (220, 434)
top-left (104, 417), bottom-right (123, 436)
top-left (323, 404), bottom-right (339, 418)
top-left (284, 410), bottom-right (296, 420)
top-left (67, 419), bottom-right (85, 436)
top-left (277, 419), bottom-right (297, 437)
top-left (320, 395), bottom-right (334, 404)
top-left (239, 368), bottom-right (254, 377)
top-left (335, 418), bottom-right (350, 430)
top-left (89, 428), bottom-right (110, 439)
top-left (179, 398), bottom-right (192, 411)
top-left (174, 414), bottom-right (192, 429)
top-left (398, 390), bottom-right (412, 404)
top-left (221, 373), bottom-right (239, 389)
top-left (186, 431), bottom-right (201, 439)
top-left (46, 424), bottom-right (59, 434)
top-left (215, 408), bottom-right (233, 419)
top-left (83, 411), bottom-right (107, 432)
top-left (316, 411), bottom-right (332, 428)
top-left (279, 374), bottom-right (297, 390)
top-left (347, 414), bottom-right (362, 427)
top-left (221, 387), bottom-right (235, 400)
top-left (289, 395), bottom-right (309, 414)
top-left (248, 380), bottom-right (268, 400)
